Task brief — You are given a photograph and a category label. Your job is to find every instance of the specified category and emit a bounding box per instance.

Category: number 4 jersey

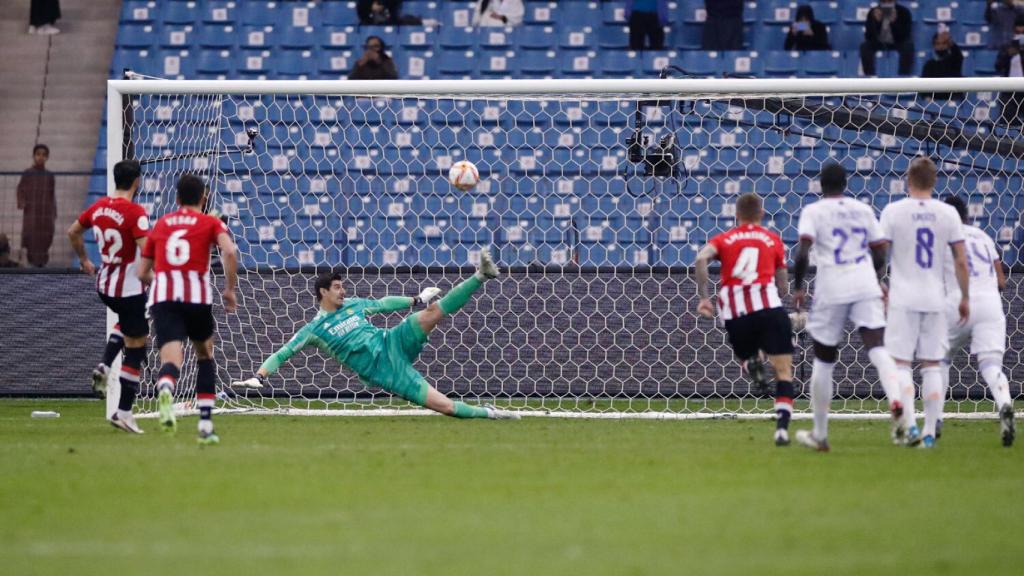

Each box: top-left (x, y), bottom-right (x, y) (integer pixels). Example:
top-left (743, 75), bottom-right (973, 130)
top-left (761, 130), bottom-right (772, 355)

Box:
top-left (709, 223), bottom-right (786, 320)
top-left (76, 196), bottom-right (150, 297)
top-left (142, 207), bottom-right (229, 306)
top-left (879, 197), bottom-right (964, 312)
top-left (797, 197), bottom-right (885, 305)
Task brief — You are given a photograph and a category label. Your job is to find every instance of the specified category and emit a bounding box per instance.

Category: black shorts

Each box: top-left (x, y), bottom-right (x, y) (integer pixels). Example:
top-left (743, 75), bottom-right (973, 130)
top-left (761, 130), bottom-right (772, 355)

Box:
top-left (150, 302), bottom-right (215, 348)
top-left (724, 308), bottom-right (794, 360)
top-left (98, 293), bottom-right (149, 338)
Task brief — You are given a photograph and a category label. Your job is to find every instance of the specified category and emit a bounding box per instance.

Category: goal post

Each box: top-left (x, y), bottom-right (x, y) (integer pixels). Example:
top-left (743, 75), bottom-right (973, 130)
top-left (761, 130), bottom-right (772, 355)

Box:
top-left (106, 77), bottom-right (1024, 419)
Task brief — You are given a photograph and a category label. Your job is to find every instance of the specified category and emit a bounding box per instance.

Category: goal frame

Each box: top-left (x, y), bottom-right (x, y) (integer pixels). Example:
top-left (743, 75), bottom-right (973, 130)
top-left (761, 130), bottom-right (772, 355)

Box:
top-left (104, 77), bottom-right (1024, 420)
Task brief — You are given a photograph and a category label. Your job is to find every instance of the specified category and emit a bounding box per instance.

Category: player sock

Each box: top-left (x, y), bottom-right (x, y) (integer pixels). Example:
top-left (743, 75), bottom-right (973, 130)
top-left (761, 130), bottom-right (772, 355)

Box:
top-left (451, 401), bottom-right (490, 419)
top-left (117, 346), bottom-right (146, 412)
top-left (811, 360), bottom-right (835, 440)
top-left (196, 359), bottom-right (216, 433)
top-left (775, 381), bottom-right (794, 430)
top-left (101, 324), bottom-right (125, 368)
top-left (921, 366), bottom-right (944, 439)
top-left (898, 365), bottom-right (917, 429)
top-left (156, 363), bottom-right (180, 393)
top-left (438, 275), bottom-right (483, 316)
top-left (867, 346), bottom-right (901, 406)
top-left (978, 354), bottom-right (1013, 408)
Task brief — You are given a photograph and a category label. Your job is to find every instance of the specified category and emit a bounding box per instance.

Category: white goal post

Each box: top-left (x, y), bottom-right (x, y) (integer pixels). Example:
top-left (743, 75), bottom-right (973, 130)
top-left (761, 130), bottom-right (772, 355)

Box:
top-left (105, 77), bottom-right (1024, 419)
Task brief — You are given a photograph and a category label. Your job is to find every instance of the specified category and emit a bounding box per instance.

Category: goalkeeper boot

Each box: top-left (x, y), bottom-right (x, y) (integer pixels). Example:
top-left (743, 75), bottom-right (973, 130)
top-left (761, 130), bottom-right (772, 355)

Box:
top-left (484, 404), bottom-right (521, 420)
top-left (999, 403), bottom-right (1015, 447)
top-left (91, 364), bottom-right (108, 399)
top-left (109, 412), bottom-right (144, 435)
top-left (158, 387), bottom-right (177, 434)
top-left (795, 429), bottom-right (829, 452)
top-left (774, 428), bottom-right (790, 447)
top-left (197, 430), bottom-right (220, 446)
top-left (478, 248), bottom-right (500, 280)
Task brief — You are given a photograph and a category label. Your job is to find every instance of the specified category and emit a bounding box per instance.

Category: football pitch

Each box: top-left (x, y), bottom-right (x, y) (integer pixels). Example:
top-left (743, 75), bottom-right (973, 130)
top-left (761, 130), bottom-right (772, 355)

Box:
top-left (1, 400), bottom-right (1019, 576)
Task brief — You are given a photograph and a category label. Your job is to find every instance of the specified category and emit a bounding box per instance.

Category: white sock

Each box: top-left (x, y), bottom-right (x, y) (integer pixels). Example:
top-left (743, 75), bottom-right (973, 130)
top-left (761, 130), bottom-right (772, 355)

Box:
top-left (921, 366), bottom-right (944, 438)
top-left (157, 377), bottom-right (175, 394)
top-left (868, 346), bottom-right (901, 407)
top-left (898, 365), bottom-right (917, 429)
top-left (198, 419), bottom-right (214, 434)
top-left (979, 354), bottom-right (1012, 408)
top-left (117, 409), bottom-right (132, 420)
top-left (811, 359), bottom-right (835, 440)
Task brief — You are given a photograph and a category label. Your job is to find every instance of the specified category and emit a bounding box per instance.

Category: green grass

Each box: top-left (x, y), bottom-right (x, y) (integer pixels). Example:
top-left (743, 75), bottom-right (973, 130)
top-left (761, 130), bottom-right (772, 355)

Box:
top-left (1, 400), bottom-right (1020, 576)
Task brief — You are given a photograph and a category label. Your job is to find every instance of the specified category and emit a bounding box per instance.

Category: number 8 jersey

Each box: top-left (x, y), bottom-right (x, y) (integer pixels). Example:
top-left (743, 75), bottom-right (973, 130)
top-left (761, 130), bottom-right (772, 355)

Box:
top-left (709, 223), bottom-right (786, 320)
top-left (879, 198), bottom-right (964, 312)
top-left (76, 196), bottom-right (150, 298)
top-left (142, 207), bottom-right (229, 306)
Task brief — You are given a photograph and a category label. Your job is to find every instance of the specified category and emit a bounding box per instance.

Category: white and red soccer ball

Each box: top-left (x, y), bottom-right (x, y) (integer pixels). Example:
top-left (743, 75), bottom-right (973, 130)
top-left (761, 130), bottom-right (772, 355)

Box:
top-left (448, 160), bottom-right (479, 191)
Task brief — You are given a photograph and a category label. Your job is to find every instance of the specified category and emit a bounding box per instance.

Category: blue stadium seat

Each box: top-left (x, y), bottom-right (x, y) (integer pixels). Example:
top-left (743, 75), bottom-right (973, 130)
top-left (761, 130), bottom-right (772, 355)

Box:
top-left (238, 1), bottom-right (282, 26)
top-left (316, 49), bottom-right (353, 78)
top-left (202, 1), bottom-right (236, 24)
top-left (438, 49), bottom-right (475, 78)
top-left (598, 51), bottom-right (640, 77)
top-left (441, 2), bottom-right (477, 28)
top-left (159, 25), bottom-right (192, 49)
top-left (239, 26), bottom-right (275, 50)
top-left (559, 25), bottom-right (595, 50)
top-left (518, 50), bottom-right (557, 77)
top-left (842, 3), bottom-right (872, 24)
top-left (156, 49), bottom-right (195, 78)
top-left (395, 50), bottom-right (436, 79)
top-left (722, 51), bottom-right (763, 76)
top-left (197, 24), bottom-right (236, 49)
top-left (121, 1), bottom-right (157, 24)
top-left (274, 51), bottom-right (315, 79)
top-left (399, 26), bottom-right (437, 52)
top-left (161, 2), bottom-right (198, 25)
top-left (438, 26), bottom-right (476, 49)
top-left (280, 26), bottom-right (316, 50)
top-left (477, 27), bottom-right (514, 50)
top-left (516, 26), bottom-right (556, 50)
top-left (832, 21), bottom-right (864, 51)
top-left (196, 49), bottom-right (233, 77)
top-left (236, 51), bottom-right (274, 78)
top-left (803, 50), bottom-right (843, 76)
top-left (320, 26), bottom-right (358, 49)
top-left (602, 2), bottom-right (627, 25)
top-left (117, 23), bottom-right (155, 48)
top-left (597, 26), bottom-right (630, 50)
top-left (560, 51), bottom-right (597, 76)
top-left (316, 1), bottom-right (361, 27)
top-left (678, 51), bottom-right (721, 77)
top-left (524, 1), bottom-right (559, 26)
top-left (762, 51), bottom-right (800, 77)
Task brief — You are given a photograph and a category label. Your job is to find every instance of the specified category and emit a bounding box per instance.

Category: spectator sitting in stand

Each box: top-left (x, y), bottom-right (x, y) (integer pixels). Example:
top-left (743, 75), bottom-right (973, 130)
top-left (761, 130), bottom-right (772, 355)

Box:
top-left (472, 0), bottom-right (524, 27)
top-left (986, 0), bottom-right (1024, 49)
top-left (626, 0), bottom-right (669, 51)
top-left (784, 5), bottom-right (831, 51)
top-left (921, 30), bottom-right (964, 100)
top-left (860, 0), bottom-right (915, 76)
top-left (702, 0), bottom-right (745, 50)
top-left (16, 144), bottom-right (56, 268)
top-left (348, 35), bottom-right (399, 80)
top-left (995, 16), bottom-right (1024, 127)
top-left (357, 0), bottom-right (401, 25)
top-left (0, 234), bottom-right (20, 268)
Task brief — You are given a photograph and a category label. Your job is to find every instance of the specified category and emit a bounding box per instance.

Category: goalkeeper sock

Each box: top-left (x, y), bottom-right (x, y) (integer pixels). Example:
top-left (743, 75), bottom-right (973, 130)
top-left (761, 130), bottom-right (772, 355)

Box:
top-left (117, 346), bottom-right (146, 413)
top-left (438, 275), bottom-right (483, 316)
top-left (775, 380), bottom-right (794, 430)
top-left (452, 401), bottom-right (490, 419)
top-left (196, 359), bottom-right (216, 433)
top-left (921, 366), bottom-right (944, 438)
top-left (979, 354), bottom-right (1012, 408)
top-left (811, 360), bottom-right (835, 440)
top-left (101, 324), bottom-right (124, 368)
top-left (868, 346), bottom-right (901, 407)
top-left (898, 365), bottom-right (917, 429)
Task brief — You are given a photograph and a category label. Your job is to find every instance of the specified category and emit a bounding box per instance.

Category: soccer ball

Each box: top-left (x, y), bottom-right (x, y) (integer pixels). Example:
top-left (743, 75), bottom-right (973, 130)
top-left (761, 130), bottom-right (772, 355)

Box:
top-left (448, 160), bottom-right (479, 191)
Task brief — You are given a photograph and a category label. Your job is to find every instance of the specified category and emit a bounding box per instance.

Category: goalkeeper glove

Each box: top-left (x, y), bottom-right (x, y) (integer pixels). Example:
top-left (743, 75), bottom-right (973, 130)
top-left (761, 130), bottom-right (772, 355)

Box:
top-left (413, 287), bottom-right (442, 306)
top-left (231, 374), bottom-right (266, 389)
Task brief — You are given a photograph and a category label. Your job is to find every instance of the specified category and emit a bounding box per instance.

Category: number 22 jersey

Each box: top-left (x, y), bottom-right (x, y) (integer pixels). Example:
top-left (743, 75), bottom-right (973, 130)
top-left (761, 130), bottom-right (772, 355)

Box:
top-left (709, 223), bottom-right (786, 320)
top-left (76, 196), bottom-right (150, 298)
top-left (879, 198), bottom-right (964, 312)
top-left (797, 197), bottom-right (884, 305)
top-left (141, 207), bottom-right (229, 306)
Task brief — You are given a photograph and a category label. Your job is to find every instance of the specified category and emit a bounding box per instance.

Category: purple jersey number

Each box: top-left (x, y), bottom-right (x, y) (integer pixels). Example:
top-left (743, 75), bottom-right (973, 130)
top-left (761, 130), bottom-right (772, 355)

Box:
top-left (915, 227), bottom-right (935, 269)
top-left (831, 226), bottom-right (869, 265)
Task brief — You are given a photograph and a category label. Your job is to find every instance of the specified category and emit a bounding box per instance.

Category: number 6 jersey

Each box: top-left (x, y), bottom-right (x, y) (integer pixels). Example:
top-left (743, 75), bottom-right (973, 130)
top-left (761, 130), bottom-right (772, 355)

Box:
top-left (797, 197), bottom-right (885, 305)
top-left (76, 196), bottom-right (150, 298)
top-left (879, 197), bottom-right (964, 312)
top-left (141, 207), bottom-right (229, 306)
top-left (709, 223), bottom-right (786, 320)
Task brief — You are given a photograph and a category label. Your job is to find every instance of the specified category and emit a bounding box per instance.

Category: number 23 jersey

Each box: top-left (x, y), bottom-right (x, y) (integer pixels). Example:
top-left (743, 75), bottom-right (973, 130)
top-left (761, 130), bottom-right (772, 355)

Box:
top-left (141, 207), bottom-right (229, 306)
top-left (709, 223), bottom-right (786, 320)
top-left (797, 197), bottom-right (884, 305)
top-left (879, 198), bottom-right (964, 312)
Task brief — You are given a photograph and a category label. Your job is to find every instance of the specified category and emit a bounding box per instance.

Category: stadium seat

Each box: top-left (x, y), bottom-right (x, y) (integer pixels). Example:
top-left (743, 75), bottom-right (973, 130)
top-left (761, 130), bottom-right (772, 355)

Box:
top-left (803, 50), bottom-right (843, 77)
top-left (238, 1), bottom-right (281, 26)
top-left (438, 26), bottom-right (476, 49)
top-left (160, 2), bottom-right (198, 25)
top-left (516, 26), bottom-right (556, 50)
top-left (320, 26), bottom-right (359, 49)
top-left (280, 26), bottom-right (316, 50)
top-left (197, 24), bottom-right (236, 49)
top-left (722, 51), bottom-right (763, 76)
top-left (560, 51), bottom-right (597, 77)
top-left (202, 1), bottom-right (236, 24)
top-left (598, 51), bottom-right (640, 77)
top-left (316, 1), bottom-right (361, 27)
top-left (518, 50), bottom-right (557, 77)
top-left (121, 1), bottom-right (157, 24)
top-left (441, 2), bottom-right (477, 28)
top-left (597, 26), bottom-right (631, 50)
top-left (159, 26), bottom-right (192, 49)
top-left (316, 49), bottom-right (354, 78)
top-left (239, 26), bottom-right (275, 50)
top-left (117, 23), bottom-right (156, 49)
top-left (477, 27), bottom-right (514, 51)
top-left (677, 51), bottom-right (721, 77)
top-left (399, 26), bottom-right (437, 52)
top-left (524, 2), bottom-right (559, 26)
top-left (602, 2), bottom-right (627, 25)
top-left (762, 51), bottom-right (800, 77)
top-left (559, 26), bottom-right (595, 50)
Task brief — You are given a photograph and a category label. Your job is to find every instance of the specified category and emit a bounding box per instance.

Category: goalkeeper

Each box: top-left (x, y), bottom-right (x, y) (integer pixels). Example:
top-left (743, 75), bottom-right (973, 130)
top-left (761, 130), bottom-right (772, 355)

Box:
top-left (233, 249), bottom-right (517, 420)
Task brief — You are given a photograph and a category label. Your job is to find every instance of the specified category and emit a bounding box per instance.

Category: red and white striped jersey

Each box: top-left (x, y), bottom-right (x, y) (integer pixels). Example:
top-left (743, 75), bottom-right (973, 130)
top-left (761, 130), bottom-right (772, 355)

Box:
top-left (77, 196), bottom-right (150, 298)
top-left (709, 223), bottom-right (786, 321)
top-left (142, 208), bottom-right (229, 306)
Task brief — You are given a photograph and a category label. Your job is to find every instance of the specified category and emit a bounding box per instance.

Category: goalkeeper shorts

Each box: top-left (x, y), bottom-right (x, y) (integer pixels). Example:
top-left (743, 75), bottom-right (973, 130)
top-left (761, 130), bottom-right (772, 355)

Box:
top-left (363, 315), bottom-right (431, 405)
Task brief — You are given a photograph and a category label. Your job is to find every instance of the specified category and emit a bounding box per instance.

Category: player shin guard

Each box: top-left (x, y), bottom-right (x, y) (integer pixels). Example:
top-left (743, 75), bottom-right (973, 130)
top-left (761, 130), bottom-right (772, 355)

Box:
top-left (775, 381), bottom-right (794, 430)
top-left (451, 401), bottom-right (490, 419)
top-left (156, 363), bottom-right (180, 393)
top-left (811, 360), bottom-right (835, 440)
top-left (438, 275), bottom-right (483, 316)
top-left (868, 346), bottom-right (901, 407)
top-left (898, 365), bottom-right (917, 428)
top-left (102, 324), bottom-right (125, 368)
top-left (196, 359), bottom-right (216, 434)
top-left (117, 346), bottom-right (146, 413)
top-left (978, 353), bottom-right (1013, 409)
top-left (921, 366), bottom-right (944, 439)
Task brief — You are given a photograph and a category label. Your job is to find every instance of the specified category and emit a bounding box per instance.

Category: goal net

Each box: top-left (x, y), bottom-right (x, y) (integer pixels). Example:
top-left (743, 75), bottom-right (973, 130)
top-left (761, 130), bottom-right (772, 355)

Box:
top-left (106, 78), bottom-right (1024, 419)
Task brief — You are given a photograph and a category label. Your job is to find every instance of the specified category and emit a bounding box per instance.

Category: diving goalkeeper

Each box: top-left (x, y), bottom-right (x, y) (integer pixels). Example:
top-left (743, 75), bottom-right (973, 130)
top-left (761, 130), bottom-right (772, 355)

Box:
top-left (232, 249), bottom-right (518, 420)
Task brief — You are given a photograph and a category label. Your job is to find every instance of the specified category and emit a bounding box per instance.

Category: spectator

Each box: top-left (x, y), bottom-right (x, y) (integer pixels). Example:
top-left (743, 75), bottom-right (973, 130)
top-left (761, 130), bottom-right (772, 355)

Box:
top-left (921, 31), bottom-right (964, 101)
top-left (16, 145), bottom-right (57, 268)
top-left (986, 0), bottom-right (1024, 49)
top-left (995, 16), bottom-right (1024, 126)
top-left (357, 0), bottom-right (401, 25)
top-left (860, 0), bottom-right (914, 76)
top-left (348, 36), bottom-right (399, 80)
top-left (472, 0), bottom-right (524, 27)
top-left (702, 1), bottom-right (744, 50)
top-left (29, 0), bottom-right (61, 35)
top-left (627, 0), bottom-right (669, 51)
top-left (0, 234), bottom-right (19, 268)
top-left (784, 5), bottom-right (831, 51)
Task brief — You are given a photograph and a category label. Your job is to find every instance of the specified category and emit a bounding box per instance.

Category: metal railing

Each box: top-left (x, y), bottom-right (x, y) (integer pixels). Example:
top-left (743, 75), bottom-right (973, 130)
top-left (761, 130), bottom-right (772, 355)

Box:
top-left (0, 171), bottom-right (95, 269)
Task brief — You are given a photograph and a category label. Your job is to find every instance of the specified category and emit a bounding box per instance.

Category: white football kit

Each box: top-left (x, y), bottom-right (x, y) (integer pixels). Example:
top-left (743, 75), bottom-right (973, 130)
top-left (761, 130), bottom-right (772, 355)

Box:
top-left (797, 197), bottom-right (886, 346)
top-left (879, 198), bottom-right (965, 361)
top-left (944, 225), bottom-right (1006, 355)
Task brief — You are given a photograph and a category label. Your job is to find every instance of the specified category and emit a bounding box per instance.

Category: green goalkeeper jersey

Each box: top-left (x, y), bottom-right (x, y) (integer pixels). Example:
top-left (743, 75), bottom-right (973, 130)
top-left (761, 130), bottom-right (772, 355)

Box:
top-left (260, 296), bottom-right (414, 379)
